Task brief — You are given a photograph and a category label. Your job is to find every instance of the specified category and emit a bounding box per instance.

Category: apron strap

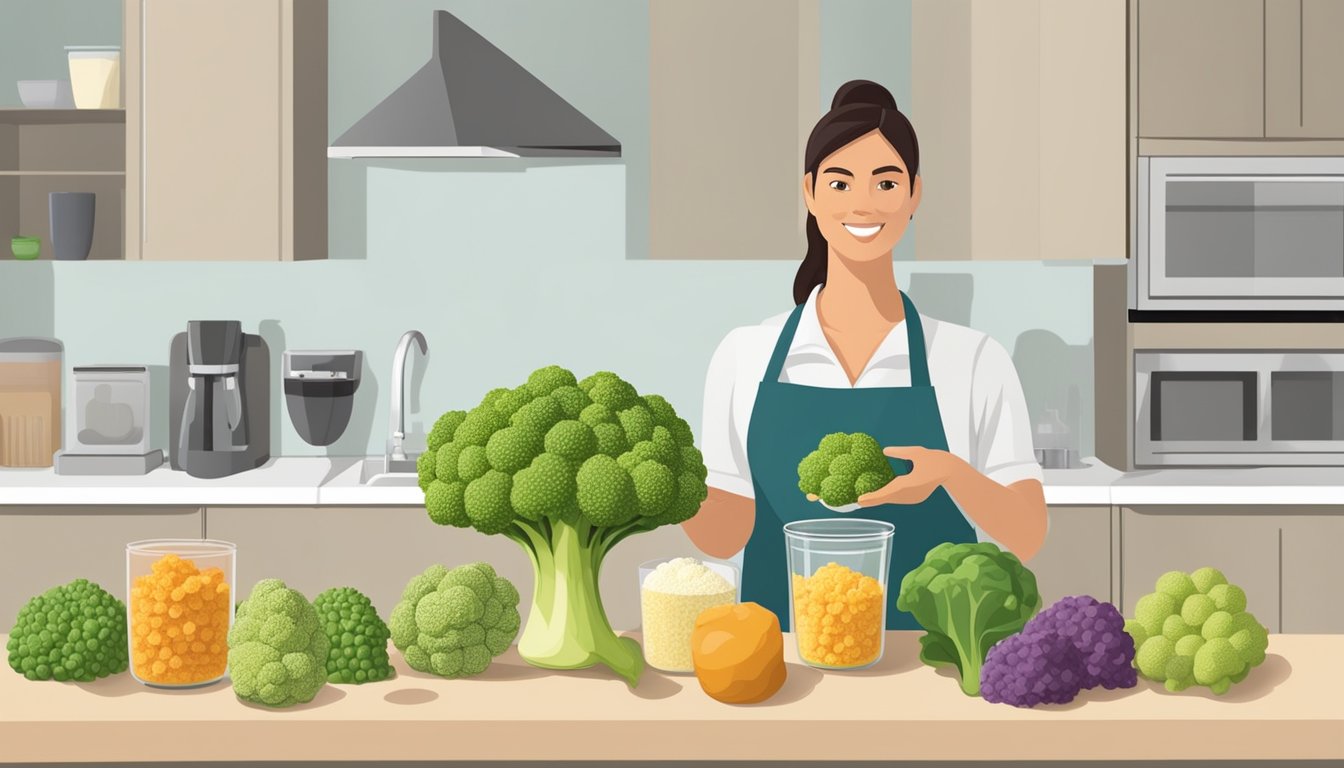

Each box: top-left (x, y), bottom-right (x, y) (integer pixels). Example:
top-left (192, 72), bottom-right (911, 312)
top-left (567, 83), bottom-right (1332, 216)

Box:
top-left (762, 290), bottom-right (934, 388)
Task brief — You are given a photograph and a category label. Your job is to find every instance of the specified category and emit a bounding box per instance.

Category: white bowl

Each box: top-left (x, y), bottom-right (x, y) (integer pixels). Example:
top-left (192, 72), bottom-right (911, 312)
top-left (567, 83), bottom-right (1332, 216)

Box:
top-left (17, 80), bottom-right (75, 109)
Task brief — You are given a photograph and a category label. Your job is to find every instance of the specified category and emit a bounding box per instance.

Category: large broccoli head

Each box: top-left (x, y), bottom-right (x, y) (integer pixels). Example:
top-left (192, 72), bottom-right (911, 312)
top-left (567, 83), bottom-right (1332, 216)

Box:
top-left (389, 562), bottom-right (522, 679)
top-left (7, 579), bottom-right (128, 682)
top-left (227, 579), bottom-right (329, 707)
top-left (1125, 567), bottom-right (1270, 695)
top-left (797, 432), bottom-right (905, 507)
top-left (419, 366), bottom-right (709, 534)
top-left (895, 541), bottom-right (1042, 696)
top-left (313, 587), bottom-right (393, 685)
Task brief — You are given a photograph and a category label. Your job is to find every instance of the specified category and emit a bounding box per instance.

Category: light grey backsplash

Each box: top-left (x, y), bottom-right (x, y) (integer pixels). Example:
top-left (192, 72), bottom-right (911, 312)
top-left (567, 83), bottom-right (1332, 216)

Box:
top-left (0, 0), bottom-right (1096, 459)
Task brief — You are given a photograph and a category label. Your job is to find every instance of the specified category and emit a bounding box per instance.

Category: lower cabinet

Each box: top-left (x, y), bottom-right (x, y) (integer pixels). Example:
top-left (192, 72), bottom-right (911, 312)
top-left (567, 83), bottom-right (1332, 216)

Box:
top-left (0, 506), bottom-right (203, 624)
top-left (204, 507), bottom-right (707, 633)
top-left (1120, 506), bottom-right (1344, 634)
top-left (1029, 506), bottom-right (1115, 607)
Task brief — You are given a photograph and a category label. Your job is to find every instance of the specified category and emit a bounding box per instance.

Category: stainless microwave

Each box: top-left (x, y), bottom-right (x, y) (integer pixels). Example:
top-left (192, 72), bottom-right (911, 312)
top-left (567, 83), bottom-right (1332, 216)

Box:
top-left (1135, 351), bottom-right (1344, 466)
top-left (1133, 156), bottom-right (1344, 312)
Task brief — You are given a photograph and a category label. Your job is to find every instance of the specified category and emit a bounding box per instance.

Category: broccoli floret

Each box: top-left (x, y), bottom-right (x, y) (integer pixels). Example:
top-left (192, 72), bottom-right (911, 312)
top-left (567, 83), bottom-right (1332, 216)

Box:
top-left (576, 454), bottom-right (638, 526)
top-left (591, 422), bottom-right (628, 457)
top-left (544, 420), bottom-right (598, 463)
top-left (435, 442), bottom-right (464, 483)
top-left (491, 387), bottom-right (533, 419)
top-left (426, 479), bottom-right (469, 527)
top-left (7, 579), bottom-right (128, 682)
top-left (390, 564), bottom-right (521, 679)
top-left (796, 431), bottom-right (898, 507)
top-left (312, 587), bottom-right (393, 684)
top-left (228, 579), bottom-right (329, 707)
top-left (457, 445), bottom-right (491, 483)
top-left (511, 397), bottom-right (564, 435)
top-left (427, 410), bottom-right (468, 453)
top-left (525, 365), bottom-right (578, 398)
top-left (464, 470), bottom-right (515, 535)
top-left (630, 460), bottom-right (676, 517)
top-left (416, 450), bottom-right (436, 491)
top-left (617, 405), bottom-right (655, 444)
top-left (485, 425), bottom-right (545, 474)
top-left (549, 385), bottom-right (590, 419)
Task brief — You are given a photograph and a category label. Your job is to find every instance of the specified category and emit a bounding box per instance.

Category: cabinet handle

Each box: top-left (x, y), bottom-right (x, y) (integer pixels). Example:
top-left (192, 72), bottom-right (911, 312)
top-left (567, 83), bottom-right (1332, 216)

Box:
top-left (140, 0), bottom-right (147, 248)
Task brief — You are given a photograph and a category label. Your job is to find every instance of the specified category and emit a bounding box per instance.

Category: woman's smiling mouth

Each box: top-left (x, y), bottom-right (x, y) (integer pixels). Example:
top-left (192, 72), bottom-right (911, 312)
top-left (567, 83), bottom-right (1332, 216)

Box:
top-left (843, 223), bottom-right (884, 240)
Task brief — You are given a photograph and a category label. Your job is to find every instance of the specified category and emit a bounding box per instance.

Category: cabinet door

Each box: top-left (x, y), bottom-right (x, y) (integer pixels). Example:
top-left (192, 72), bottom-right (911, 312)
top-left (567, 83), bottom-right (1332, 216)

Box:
top-left (1029, 506), bottom-right (1114, 606)
top-left (0, 506), bottom-right (202, 623)
top-left (1120, 507), bottom-right (1280, 631)
top-left (1279, 513), bottom-right (1344, 633)
top-left (134, 0), bottom-right (281, 260)
top-left (1137, 0), bottom-right (1265, 138)
top-left (1266, 0), bottom-right (1344, 137)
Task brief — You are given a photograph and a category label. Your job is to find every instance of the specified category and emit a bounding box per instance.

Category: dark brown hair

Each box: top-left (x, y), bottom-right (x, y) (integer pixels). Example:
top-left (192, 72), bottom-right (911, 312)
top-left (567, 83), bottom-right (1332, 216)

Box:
top-left (793, 80), bottom-right (920, 305)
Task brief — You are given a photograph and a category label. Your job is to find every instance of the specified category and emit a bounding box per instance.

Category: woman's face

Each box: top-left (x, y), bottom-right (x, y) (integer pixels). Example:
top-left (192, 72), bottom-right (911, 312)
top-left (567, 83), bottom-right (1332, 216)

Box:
top-left (802, 129), bottom-right (921, 262)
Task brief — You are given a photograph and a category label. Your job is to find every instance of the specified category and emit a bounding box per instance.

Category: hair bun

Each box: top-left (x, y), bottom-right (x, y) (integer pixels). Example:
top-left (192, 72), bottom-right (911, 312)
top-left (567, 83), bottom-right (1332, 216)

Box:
top-left (831, 80), bottom-right (898, 112)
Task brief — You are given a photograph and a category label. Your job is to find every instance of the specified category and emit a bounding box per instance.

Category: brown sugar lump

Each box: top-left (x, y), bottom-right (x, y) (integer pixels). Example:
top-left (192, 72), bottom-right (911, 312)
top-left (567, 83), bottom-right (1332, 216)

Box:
top-left (690, 602), bottom-right (787, 704)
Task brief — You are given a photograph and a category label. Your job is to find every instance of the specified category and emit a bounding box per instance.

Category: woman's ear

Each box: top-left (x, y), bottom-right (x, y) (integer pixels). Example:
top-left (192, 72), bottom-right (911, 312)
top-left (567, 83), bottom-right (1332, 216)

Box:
top-left (801, 172), bottom-right (816, 215)
top-left (909, 174), bottom-right (923, 218)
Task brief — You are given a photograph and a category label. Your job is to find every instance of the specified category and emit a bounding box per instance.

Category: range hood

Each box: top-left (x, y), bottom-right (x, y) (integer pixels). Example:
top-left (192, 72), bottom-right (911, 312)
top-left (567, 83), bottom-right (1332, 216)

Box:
top-left (329, 11), bottom-right (620, 159)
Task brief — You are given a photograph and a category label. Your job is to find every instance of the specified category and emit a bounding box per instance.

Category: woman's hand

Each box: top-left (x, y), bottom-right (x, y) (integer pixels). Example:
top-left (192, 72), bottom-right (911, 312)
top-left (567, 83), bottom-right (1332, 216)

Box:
top-left (856, 446), bottom-right (965, 507)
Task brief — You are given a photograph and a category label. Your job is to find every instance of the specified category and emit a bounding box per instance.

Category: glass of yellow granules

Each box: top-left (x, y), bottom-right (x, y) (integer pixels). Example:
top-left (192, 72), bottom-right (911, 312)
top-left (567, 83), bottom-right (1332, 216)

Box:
top-left (125, 540), bottom-right (236, 688)
top-left (784, 519), bottom-right (894, 670)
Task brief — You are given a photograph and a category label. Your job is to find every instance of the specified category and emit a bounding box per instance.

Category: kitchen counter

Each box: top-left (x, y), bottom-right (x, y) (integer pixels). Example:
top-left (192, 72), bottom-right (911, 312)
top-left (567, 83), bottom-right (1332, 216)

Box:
top-left (2, 457), bottom-right (1341, 508)
top-left (0, 632), bottom-right (1337, 764)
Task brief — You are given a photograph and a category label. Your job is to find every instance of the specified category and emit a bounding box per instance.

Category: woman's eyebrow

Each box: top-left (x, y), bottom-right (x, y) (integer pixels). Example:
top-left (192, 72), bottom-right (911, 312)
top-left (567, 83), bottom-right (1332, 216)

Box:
top-left (873, 165), bottom-right (905, 175)
top-left (821, 166), bottom-right (853, 177)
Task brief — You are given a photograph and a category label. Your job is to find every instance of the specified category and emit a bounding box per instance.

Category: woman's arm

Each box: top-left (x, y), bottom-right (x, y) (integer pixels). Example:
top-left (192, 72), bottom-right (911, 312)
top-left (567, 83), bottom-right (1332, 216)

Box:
top-left (856, 446), bottom-right (1048, 561)
top-left (681, 487), bottom-right (756, 559)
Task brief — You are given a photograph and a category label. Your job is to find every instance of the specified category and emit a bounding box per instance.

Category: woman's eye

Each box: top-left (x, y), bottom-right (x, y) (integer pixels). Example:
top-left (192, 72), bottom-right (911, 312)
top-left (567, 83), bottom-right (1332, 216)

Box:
top-left (828, 180), bottom-right (850, 191)
top-left (877, 180), bottom-right (898, 191)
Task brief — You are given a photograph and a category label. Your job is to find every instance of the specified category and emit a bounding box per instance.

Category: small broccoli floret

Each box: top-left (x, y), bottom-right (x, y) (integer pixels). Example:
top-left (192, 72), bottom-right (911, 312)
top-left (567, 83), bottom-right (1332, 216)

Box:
top-left (457, 445), bottom-right (491, 483)
top-left (391, 564), bottom-right (521, 679)
top-left (313, 587), bottom-right (393, 684)
top-left (435, 442), bottom-right (463, 483)
top-left (491, 387), bottom-right (533, 419)
top-left (7, 579), bottom-right (128, 682)
top-left (617, 405), bottom-right (655, 444)
top-left (427, 410), bottom-right (468, 452)
top-left (578, 402), bottom-right (615, 427)
top-left (796, 431), bottom-right (898, 507)
top-left (576, 454), bottom-right (639, 526)
top-left (511, 397), bottom-right (564, 436)
top-left (630, 460), bottom-right (677, 517)
top-left (454, 409), bottom-right (506, 448)
top-left (416, 450), bottom-right (436, 491)
top-left (228, 579), bottom-right (328, 707)
top-left (525, 365), bottom-right (578, 398)
top-left (586, 376), bottom-right (639, 410)
top-left (485, 425), bottom-right (544, 474)
top-left (544, 420), bottom-right (598, 463)
top-left (591, 422), bottom-right (628, 458)
top-left (426, 479), bottom-right (470, 527)
top-left (549, 385), bottom-right (590, 419)
top-left (464, 470), bottom-right (515, 534)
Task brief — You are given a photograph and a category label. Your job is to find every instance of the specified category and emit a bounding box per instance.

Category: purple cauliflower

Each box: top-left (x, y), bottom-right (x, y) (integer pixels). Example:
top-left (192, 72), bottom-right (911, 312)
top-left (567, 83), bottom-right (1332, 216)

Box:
top-left (979, 595), bottom-right (1138, 708)
top-left (1027, 595), bottom-right (1137, 690)
top-left (981, 629), bottom-right (1086, 707)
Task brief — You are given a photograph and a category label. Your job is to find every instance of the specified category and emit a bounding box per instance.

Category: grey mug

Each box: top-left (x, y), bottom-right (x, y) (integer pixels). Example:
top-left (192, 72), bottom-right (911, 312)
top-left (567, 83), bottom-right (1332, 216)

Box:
top-left (49, 192), bottom-right (96, 261)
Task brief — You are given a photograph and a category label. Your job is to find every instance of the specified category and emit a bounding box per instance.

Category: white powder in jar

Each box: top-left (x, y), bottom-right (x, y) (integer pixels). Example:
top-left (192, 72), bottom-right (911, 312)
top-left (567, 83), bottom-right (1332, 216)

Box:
top-left (640, 557), bottom-right (735, 672)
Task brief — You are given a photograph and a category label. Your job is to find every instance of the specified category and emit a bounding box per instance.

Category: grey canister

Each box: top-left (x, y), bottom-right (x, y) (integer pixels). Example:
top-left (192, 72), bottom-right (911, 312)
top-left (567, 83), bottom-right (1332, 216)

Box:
top-left (49, 192), bottom-right (96, 261)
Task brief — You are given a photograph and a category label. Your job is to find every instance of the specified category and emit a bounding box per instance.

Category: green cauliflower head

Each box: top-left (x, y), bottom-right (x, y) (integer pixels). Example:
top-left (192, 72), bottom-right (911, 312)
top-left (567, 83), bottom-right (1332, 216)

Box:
top-left (389, 563), bottom-right (522, 679)
top-left (1129, 567), bottom-right (1268, 695)
top-left (797, 431), bottom-right (902, 505)
top-left (227, 579), bottom-right (329, 707)
top-left (7, 578), bottom-right (128, 682)
top-left (312, 587), bottom-right (393, 685)
top-left (421, 366), bottom-right (709, 533)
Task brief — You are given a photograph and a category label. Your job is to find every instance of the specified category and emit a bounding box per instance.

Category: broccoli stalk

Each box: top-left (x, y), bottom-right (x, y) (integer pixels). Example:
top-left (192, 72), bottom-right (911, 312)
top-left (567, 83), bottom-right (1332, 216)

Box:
top-left (419, 367), bottom-right (709, 687)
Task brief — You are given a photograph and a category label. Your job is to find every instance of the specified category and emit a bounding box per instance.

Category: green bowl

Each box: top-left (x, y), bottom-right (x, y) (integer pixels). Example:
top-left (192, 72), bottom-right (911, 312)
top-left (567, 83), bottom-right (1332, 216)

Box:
top-left (11, 236), bottom-right (40, 260)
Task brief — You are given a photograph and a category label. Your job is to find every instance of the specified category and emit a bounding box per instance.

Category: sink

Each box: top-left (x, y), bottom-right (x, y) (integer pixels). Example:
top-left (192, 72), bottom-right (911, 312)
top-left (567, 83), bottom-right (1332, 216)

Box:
top-left (358, 457), bottom-right (422, 487)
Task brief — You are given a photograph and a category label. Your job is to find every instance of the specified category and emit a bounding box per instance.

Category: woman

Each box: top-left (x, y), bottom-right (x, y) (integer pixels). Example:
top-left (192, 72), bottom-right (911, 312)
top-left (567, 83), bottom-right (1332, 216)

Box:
top-left (683, 80), bottom-right (1048, 630)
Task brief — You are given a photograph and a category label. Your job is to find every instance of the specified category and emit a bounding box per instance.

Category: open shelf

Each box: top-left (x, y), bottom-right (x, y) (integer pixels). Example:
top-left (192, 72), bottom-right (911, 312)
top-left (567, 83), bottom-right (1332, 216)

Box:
top-left (0, 109), bottom-right (126, 125)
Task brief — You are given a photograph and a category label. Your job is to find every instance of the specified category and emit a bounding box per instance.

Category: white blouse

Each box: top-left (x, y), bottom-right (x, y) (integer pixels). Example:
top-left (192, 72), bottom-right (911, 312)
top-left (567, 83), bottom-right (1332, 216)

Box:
top-left (700, 286), bottom-right (1044, 510)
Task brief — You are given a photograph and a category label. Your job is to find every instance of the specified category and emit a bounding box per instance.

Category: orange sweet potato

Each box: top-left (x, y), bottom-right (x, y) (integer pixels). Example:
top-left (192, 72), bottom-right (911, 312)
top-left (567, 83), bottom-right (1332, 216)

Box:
top-left (690, 602), bottom-right (787, 704)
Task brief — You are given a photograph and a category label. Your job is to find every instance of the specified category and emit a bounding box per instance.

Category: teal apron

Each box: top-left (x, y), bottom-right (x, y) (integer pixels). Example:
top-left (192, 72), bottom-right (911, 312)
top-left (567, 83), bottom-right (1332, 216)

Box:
top-left (740, 291), bottom-right (977, 630)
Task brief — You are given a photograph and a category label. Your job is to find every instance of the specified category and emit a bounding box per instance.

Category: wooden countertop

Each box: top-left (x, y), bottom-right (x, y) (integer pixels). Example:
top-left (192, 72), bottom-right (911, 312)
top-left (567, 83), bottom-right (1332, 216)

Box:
top-left (0, 632), bottom-right (1340, 764)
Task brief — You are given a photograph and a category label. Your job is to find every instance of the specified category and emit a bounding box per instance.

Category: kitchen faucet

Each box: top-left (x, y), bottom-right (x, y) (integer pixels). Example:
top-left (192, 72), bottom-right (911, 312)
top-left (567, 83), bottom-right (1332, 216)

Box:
top-left (386, 330), bottom-right (428, 474)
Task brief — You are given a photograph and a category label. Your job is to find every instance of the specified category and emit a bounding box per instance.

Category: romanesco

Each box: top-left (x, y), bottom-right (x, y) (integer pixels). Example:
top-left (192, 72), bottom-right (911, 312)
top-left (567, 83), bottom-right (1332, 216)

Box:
top-left (313, 587), bottom-right (393, 684)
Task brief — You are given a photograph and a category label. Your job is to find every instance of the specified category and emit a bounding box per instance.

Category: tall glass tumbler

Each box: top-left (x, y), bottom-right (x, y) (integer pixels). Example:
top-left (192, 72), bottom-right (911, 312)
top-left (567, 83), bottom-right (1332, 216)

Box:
top-left (126, 539), bottom-right (236, 688)
top-left (784, 518), bottom-right (894, 670)
top-left (49, 192), bottom-right (95, 261)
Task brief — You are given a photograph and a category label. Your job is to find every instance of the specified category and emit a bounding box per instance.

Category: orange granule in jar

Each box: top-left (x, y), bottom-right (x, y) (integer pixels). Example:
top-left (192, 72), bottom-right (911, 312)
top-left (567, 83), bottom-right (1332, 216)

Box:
top-left (791, 562), bottom-right (884, 668)
top-left (130, 554), bottom-right (230, 685)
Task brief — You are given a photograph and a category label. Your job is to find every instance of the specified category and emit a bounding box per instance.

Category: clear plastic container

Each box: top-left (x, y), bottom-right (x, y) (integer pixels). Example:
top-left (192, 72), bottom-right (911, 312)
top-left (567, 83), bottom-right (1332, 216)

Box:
top-left (784, 519), bottom-right (894, 670)
top-left (638, 557), bottom-right (739, 673)
top-left (126, 539), bottom-right (235, 688)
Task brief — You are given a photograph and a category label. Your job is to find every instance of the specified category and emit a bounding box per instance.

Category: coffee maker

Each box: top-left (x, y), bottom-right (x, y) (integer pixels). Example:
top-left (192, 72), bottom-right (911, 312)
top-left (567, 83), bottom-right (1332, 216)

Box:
top-left (169, 321), bottom-right (269, 478)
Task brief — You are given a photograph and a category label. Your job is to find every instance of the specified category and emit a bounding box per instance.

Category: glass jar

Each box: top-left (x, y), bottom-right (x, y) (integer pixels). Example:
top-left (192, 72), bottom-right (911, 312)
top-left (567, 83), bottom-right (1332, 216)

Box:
top-left (785, 519), bottom-right (894, 670)
top-left (638, 557), bottom-right (739, 673)
top-left (126, 539), bottom-right (235, 687)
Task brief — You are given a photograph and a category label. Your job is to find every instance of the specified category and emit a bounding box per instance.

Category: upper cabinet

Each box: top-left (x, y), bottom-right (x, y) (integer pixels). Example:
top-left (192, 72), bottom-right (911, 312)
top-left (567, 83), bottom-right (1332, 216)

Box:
top-left (1138, 0), bottom-right (1344, 140)
top-left (123, 0), bottom-right (327, 261)
top-left (912, 0), bottom-right (1127, 261)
